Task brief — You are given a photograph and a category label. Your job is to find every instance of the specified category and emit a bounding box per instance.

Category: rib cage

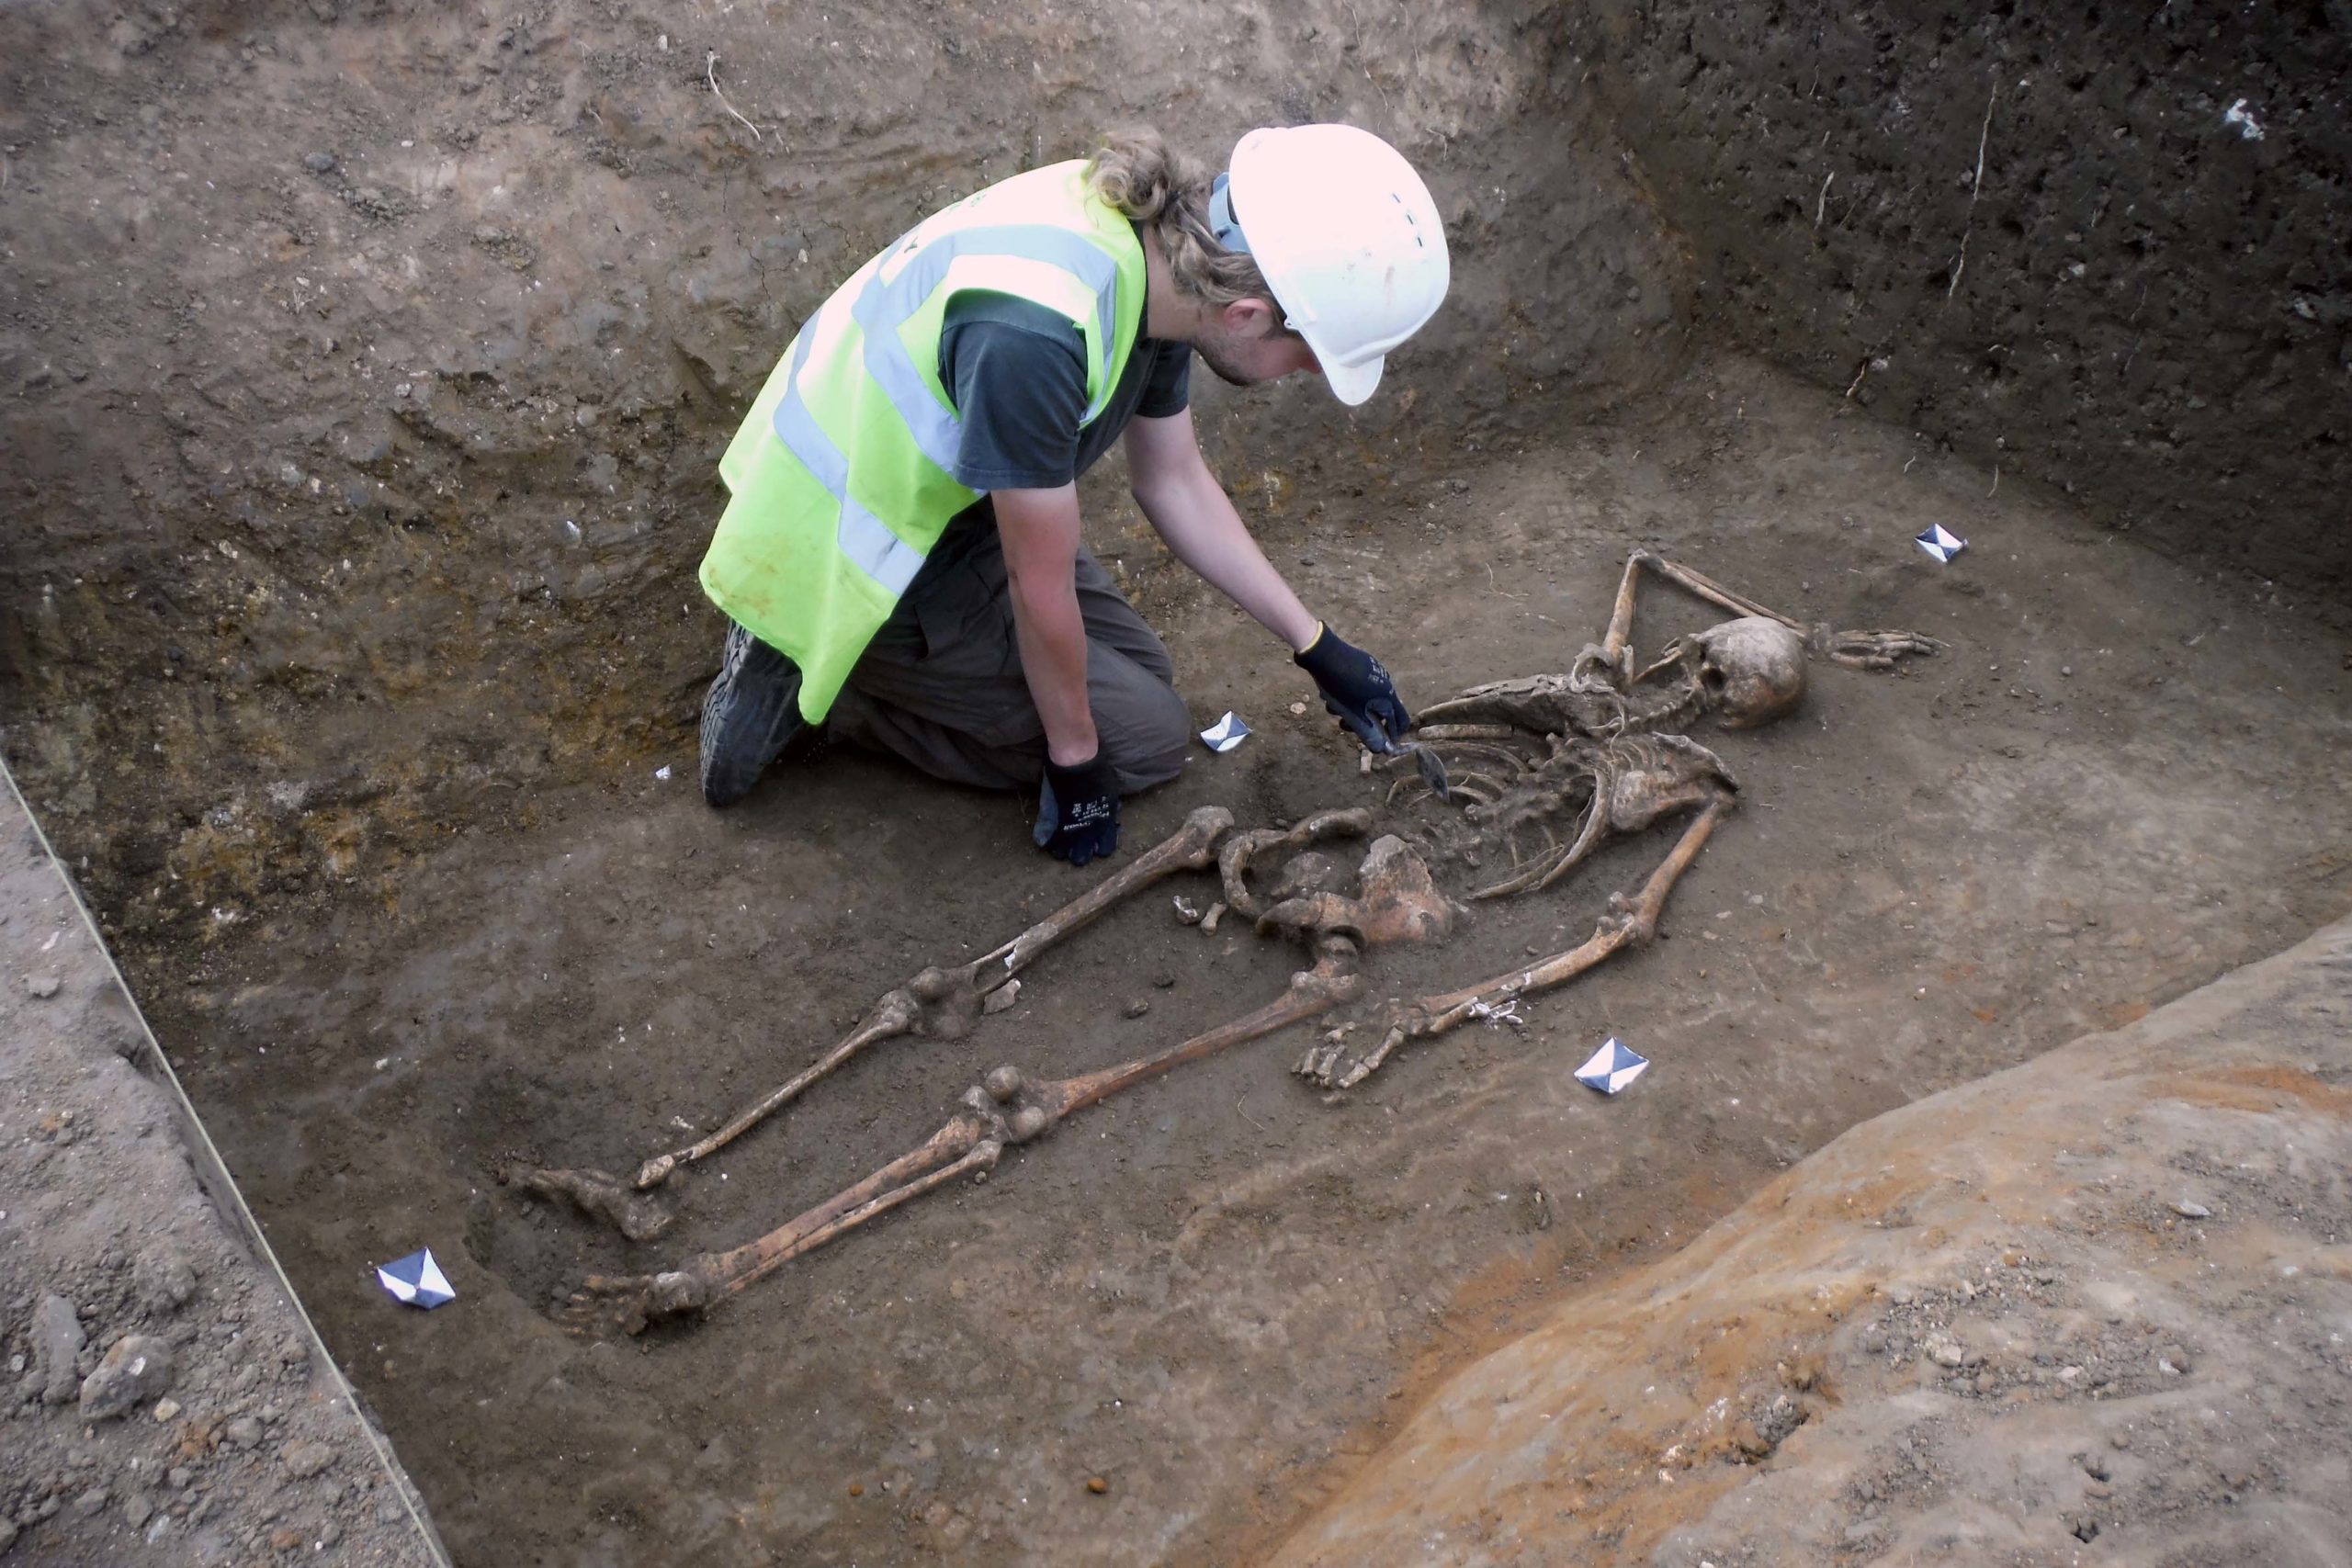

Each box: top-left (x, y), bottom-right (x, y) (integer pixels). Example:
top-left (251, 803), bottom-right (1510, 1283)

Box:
top-left (1385, 728), bottom-right (1737, 903)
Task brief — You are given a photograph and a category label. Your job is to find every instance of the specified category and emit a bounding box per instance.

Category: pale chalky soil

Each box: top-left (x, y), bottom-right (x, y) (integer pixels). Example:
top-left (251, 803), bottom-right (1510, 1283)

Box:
top-left (1270, 915), bottom-right (2352, 1566)
top-left (0, 765), bottom-right (443, 1566)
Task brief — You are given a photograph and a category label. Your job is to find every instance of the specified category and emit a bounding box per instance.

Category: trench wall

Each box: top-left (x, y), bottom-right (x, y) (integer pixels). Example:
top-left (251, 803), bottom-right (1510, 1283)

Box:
top-left (5, 0), bottom-right (2346, 956)
top-left (1554, 0), bottom-right (2352, 604)
top-left (0, 0), bottom-right (1678, 953)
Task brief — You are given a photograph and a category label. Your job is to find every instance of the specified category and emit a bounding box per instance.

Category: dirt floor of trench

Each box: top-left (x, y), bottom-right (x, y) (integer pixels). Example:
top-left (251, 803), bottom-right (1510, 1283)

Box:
top-left (136, 353), bottom-right (2352, 1566)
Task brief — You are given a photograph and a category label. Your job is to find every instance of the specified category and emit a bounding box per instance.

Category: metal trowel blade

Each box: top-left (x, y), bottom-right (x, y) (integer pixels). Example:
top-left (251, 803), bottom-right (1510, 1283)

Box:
top-left (1412, 744), bottom-right (1451, 801)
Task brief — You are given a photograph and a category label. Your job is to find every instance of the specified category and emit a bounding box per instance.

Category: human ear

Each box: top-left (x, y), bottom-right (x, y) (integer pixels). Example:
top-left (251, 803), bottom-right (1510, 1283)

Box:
top-left (1224, 297), bottom-right (1279, 337)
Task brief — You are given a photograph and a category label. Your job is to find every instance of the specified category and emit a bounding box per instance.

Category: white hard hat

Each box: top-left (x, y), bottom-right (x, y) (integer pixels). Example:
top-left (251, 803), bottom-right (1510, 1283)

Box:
top-left (1215, 124), bottom-right (1451, 405)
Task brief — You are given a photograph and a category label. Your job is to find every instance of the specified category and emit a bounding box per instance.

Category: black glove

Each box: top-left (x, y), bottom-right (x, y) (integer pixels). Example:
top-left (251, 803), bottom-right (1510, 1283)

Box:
top-left (1295, 623), bottom-right (1412, 753)
top-left (1033, 754), bottom-right (1122, 866)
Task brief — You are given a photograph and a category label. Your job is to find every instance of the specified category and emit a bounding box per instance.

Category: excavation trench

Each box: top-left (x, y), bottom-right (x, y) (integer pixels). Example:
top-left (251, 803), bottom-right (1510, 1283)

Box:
top-left (2, 2), bottom-right (2346, 1564)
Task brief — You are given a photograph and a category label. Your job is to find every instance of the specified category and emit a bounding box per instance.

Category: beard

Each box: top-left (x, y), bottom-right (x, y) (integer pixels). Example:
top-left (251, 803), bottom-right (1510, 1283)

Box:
top-left (1192, 336), bottom-right (1261, 389)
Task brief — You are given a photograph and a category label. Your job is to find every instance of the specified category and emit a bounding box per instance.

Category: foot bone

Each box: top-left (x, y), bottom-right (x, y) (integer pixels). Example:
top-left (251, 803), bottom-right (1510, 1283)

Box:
top-left (503, 1164), bottom-right (677, 1243)
top-left (561, 943), bottom-right (1363, 1332)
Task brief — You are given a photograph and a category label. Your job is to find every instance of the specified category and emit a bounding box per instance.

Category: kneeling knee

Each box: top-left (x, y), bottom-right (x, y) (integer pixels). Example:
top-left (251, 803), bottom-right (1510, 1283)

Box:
top-left (1102, 682), bottom-right (1193, 795)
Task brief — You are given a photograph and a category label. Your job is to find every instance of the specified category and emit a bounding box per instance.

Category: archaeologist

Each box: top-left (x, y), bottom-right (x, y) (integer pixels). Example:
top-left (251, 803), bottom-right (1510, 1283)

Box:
top-left (695, 124), bottom-right (1451, 864)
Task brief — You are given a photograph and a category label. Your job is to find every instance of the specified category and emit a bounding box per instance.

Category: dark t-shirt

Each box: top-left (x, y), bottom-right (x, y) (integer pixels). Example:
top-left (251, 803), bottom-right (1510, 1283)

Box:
top-left (938, 292), bottom-right (1193, 490)
top-left (906, 277), bottom-right (1192, 586)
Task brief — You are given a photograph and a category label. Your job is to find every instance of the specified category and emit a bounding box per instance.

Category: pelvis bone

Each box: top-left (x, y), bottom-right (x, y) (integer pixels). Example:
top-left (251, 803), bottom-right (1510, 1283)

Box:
top-left (1256, 834), bottom-right (1460, 949)
top-left (519, 552), bottom-right (1940, 1331)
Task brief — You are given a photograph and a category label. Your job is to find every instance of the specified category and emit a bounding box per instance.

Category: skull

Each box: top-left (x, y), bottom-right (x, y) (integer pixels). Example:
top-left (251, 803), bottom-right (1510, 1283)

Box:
top-left (1674, 616), bottom-right (1807, 729)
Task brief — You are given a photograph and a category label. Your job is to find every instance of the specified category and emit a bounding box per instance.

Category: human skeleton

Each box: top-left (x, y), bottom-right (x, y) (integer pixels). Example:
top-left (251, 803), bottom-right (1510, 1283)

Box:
top-left (512, 552), bottom-right (1939, 1334)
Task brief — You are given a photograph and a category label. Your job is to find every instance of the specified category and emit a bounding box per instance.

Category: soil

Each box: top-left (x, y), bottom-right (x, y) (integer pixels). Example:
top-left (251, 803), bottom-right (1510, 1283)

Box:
top-left (0, 0), bottom-right (1680, 931)
top-left (0, 772), bottom-right (441, 1565)
top-left (1561, 1), bottom-right (2352, 608)
top-left (2, 2), bottom-right (2348, 1566)
top-left (89, 355), bottom-right (2352, 1566)
top-left (1267, 913), bottom-right (2352, 1567)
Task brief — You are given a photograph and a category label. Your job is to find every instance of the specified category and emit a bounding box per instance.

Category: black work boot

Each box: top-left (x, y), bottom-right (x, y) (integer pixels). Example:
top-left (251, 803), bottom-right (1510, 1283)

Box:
top-left (698, 621), bottom-right (805, 807)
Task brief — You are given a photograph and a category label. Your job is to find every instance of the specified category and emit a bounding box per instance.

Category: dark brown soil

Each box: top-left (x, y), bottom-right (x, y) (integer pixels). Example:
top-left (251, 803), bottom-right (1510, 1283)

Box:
top-left (117, 357), bottom-right (2352, 1564)
top-left (1562, 0), bottom-right (2352, 607)
top-left (2, 3), bottom-right (2348, 1565)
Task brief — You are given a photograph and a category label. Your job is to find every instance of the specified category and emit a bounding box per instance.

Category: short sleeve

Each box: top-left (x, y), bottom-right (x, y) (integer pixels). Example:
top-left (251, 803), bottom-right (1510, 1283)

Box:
top-left (938, 293), bottom-right (1089, 491)
top-left (1135, 340), bottom-right (1193, 420)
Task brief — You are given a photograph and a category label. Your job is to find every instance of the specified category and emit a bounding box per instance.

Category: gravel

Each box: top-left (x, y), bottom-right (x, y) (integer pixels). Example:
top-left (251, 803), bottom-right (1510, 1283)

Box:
top-left (0, 779), bottom-right (441, 1562)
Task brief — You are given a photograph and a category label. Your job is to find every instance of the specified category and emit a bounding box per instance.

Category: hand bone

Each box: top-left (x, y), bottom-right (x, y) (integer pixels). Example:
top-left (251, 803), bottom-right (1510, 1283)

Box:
top-left (1810, 626), bottom-right (1949, 670)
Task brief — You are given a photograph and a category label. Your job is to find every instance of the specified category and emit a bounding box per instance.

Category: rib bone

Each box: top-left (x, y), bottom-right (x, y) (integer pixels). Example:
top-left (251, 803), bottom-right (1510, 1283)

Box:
top-left (1469, 734), bottom-right (1734, 901)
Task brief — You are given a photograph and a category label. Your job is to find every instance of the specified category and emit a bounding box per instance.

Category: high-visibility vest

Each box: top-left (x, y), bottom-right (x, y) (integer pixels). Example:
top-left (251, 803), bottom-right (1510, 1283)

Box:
top-left (698, 160), bottom-right (1149, 723)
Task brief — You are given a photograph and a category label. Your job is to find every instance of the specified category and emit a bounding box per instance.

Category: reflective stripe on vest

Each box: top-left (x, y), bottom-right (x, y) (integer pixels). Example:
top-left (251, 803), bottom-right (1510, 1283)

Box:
top-left (768, 222), bottom-right (1125, 596)
top-left (767, 322), bottom-right (928, 597)
top-left (697, 161), bottom-right (1148, 726)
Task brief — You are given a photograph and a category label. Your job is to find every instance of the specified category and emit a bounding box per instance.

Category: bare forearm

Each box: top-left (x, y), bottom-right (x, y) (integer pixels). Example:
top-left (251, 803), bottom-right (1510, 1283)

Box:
top-left (1008, 574), bottom-right (1097, 764)
top-left (1133, 465), bottom-right (1320, 652)
top-left (995, 485), bottom-right (1099, 766)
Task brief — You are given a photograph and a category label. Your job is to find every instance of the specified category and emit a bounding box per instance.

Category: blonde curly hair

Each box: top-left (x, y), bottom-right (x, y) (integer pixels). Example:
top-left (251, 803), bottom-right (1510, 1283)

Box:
top-left (1084, 127), bottom-right (1297, 331)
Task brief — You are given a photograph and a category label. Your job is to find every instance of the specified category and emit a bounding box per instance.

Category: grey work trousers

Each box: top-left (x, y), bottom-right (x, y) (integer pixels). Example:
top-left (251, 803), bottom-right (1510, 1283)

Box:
top-left (826, 535), bottom-right (1193, 795)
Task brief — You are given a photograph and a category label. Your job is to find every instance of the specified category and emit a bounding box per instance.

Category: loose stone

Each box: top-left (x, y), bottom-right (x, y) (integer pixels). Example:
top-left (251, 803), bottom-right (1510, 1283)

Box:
top-left (279, 1438), bottom-right (334, 1480)
top-left (33, 1293), bottom-right (85, 1405)
top-left (79, 1336), bottom-right (175, 1421)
